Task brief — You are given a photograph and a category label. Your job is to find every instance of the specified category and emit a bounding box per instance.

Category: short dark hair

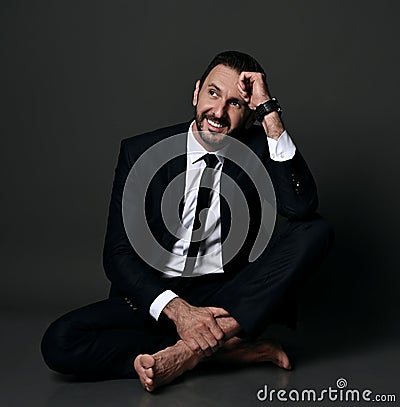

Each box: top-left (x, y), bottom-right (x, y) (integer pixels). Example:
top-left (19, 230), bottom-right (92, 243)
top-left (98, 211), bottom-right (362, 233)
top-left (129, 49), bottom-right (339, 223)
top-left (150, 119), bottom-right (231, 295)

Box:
top-left (199, 50), bottom-right (266, 89)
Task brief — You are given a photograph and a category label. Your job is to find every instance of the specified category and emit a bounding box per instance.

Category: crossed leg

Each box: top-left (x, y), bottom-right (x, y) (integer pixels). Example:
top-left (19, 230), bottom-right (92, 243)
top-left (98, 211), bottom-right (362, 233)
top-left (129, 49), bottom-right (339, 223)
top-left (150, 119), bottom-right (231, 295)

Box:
top-left (42, 216), bottom-right (331, 387)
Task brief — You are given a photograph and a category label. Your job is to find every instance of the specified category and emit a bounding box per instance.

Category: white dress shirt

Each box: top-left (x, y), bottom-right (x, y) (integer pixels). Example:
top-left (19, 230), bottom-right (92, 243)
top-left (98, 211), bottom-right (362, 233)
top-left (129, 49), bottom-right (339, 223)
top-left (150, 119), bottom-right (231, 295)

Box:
top-left (149, 122), bottom-right (296, 320)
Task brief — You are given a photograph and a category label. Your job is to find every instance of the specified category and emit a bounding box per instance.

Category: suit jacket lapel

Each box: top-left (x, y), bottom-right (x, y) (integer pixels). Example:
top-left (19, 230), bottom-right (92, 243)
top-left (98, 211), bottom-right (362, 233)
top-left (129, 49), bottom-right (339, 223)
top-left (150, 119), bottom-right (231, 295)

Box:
top-left (162, 132), bottom-right (188, 247)
top-left (220, 157), bottom-right (241, 244)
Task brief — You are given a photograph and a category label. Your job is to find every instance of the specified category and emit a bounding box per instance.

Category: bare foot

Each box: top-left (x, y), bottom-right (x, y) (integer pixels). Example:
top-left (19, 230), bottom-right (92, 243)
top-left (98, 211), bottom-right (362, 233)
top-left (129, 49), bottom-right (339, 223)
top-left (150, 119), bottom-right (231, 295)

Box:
top-left (134, 340), bottom-right (200, 392)
top-left (210, 337), bottom-right (292, 370)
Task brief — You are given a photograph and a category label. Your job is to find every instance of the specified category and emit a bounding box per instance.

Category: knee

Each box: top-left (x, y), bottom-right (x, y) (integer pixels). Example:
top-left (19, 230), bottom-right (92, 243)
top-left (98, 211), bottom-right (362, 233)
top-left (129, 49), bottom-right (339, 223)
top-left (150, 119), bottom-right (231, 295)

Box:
top-left (293, 215), bottom-right (334, 249)
top-left (41, 316), bottom-right (78, 374)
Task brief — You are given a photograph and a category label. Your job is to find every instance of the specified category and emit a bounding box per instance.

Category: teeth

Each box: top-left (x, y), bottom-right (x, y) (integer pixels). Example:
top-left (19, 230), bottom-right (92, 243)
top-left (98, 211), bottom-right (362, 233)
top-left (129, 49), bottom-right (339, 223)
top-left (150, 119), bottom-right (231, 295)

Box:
top-left (207, 119), bottom-right (223, 128)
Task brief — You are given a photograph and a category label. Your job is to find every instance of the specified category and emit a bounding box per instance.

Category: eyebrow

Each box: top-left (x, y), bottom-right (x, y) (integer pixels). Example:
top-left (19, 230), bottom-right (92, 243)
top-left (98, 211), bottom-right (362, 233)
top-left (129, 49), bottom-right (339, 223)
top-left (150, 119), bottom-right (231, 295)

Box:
top-left (208, 83), bottom-right (221, 91)
top-left (229, 97), bottom-right (241, 104)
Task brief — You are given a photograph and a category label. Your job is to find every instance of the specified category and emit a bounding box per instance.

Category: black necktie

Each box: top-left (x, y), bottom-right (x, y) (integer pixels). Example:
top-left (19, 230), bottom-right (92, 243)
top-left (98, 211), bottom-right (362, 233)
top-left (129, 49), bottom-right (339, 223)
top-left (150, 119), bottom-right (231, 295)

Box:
top-left (182, 153), bottom-right (219, 277)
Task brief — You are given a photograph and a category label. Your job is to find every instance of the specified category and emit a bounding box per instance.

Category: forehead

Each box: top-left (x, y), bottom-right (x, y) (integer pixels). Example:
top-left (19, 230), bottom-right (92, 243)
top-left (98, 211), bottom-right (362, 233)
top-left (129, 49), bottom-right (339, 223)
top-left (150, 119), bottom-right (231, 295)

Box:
top-left (202, 64), bottom-right (240, 93)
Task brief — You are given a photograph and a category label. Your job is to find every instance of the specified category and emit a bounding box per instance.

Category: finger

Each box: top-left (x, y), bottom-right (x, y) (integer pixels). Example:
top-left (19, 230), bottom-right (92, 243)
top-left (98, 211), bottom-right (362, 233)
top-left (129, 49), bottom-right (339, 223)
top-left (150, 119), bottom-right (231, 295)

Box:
top-left (201, 340), bottom-right (214, 357)
top-left (187, 332), bottom-right (209, 354)
top-left (208, 307), bottom-right (230, 317)
top-left (204, 331), bottom-right (219, 354)
top-left (239, 71), bottom-right (252, 82)
top-left (198, 331), bottom-right (219, 357)
top-left (202, 328), bottom-right (218, 346)
top-left (185, 338), bottom-right (201, 353)
top-left (238, 78), bottom-right (247, 92)
top-left (196, 335), bottom-right (212, 355)
top-left (238, 84), bottom-right (249, 100)
top-left (238, 72), bottom-right (252, 88)
top-left (238, 85), bottom-right (252, 106)
top-left (208, 320), bottom-right (225, 342)
top-left (240, 71), bottom-right (258, 86)
top-left (239, 81), bottom-right (251, 96)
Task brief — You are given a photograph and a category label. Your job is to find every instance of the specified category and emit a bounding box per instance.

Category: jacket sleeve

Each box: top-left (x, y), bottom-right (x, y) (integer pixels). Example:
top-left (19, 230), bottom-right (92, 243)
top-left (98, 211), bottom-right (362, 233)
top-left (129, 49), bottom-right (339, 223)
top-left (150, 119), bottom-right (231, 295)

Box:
top-left (103, 139), bottom-right (170, 311)
top-left (265, 148), bottom-right (319, 219)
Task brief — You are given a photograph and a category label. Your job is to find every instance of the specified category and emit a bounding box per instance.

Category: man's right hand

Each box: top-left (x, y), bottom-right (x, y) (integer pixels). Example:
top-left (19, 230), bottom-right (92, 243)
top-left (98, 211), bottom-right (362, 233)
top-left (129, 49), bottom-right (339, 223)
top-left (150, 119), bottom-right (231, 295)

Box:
top-left (163, 297), bottom-right (230, 356)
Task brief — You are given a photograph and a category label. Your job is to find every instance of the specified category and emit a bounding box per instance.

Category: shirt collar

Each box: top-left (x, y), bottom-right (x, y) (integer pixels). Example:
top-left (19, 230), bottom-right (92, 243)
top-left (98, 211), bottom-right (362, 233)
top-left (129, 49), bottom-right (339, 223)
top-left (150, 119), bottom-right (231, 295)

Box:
top-left (187, 121), bottom-right (225, 166)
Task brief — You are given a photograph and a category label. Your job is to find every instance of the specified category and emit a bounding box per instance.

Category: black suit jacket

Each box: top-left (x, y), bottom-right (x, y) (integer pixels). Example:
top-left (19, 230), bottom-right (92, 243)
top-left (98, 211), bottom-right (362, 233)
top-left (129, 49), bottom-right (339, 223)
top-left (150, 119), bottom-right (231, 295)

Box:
top-left (103, 121), bottom-right (318, 311)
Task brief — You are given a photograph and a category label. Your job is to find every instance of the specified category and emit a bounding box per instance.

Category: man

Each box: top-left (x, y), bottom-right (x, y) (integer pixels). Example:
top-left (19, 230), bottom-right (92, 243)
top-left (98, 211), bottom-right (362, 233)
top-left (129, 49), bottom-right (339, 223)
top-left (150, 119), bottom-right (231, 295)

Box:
top-left (41, 51), bottom-right (333, 392)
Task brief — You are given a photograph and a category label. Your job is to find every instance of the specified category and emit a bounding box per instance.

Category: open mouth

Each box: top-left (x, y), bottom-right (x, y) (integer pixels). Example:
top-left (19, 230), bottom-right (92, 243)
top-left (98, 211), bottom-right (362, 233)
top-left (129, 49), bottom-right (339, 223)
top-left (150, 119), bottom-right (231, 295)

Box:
top-left (206, 118), bottom-right (227, 132)
top-left (207, 119), bottom-right (223, 128)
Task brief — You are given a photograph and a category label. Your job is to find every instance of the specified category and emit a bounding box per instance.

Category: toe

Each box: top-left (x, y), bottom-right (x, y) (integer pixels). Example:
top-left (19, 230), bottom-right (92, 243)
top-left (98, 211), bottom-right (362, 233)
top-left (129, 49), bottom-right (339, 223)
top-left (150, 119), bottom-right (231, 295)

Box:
top-left (133, 354), bottom-right (144, 374)
top-left (141, 354), bottom-right (156, 369)
top-left (278, 352), bottom-right (291, 370)
top-left (146, 384), bottom-right (155, 392)
top-left (145, 367), bottom-right (154, 378)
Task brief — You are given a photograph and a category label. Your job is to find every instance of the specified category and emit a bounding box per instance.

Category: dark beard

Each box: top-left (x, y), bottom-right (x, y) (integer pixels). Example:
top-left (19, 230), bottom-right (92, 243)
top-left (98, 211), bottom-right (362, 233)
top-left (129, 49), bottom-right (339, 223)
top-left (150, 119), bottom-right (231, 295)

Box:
top-left (193, 106), bottom-right (241, 148)
top-left (194, 107), bottom-right (246, 148)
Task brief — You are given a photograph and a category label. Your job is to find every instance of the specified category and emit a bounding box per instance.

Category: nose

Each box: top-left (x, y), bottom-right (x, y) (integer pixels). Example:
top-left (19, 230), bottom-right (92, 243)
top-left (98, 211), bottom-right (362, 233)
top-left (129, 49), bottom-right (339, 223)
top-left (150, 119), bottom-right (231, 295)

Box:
top-left (212, 100), bottom-right (228, 118)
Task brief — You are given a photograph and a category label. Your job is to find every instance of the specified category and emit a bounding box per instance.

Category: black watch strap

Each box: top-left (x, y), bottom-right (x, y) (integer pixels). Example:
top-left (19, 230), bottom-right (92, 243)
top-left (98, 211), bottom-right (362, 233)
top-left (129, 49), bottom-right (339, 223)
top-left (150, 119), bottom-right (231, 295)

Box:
top-left (255, 97), bottom-right (282, 122)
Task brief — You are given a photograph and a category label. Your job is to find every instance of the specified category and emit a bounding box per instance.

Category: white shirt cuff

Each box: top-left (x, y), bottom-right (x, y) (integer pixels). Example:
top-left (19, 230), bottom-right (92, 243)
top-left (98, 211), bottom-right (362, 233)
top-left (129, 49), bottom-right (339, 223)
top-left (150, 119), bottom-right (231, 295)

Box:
top-left (267, 130), bottom-right (296, 161)
top-left (149, 290), bottom-right (178, 320)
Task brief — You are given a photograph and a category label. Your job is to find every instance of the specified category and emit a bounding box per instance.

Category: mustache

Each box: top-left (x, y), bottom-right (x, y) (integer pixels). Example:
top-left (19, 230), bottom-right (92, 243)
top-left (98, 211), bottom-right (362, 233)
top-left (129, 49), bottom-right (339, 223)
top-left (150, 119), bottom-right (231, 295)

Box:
top-left (200, 113), bottom-right (230, 127)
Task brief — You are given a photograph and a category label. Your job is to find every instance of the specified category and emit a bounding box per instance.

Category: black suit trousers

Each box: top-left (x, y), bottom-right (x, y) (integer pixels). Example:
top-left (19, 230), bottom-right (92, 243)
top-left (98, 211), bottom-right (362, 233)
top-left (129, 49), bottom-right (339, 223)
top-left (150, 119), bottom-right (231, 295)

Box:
top-left (41, 215), bottom-right (333, 379)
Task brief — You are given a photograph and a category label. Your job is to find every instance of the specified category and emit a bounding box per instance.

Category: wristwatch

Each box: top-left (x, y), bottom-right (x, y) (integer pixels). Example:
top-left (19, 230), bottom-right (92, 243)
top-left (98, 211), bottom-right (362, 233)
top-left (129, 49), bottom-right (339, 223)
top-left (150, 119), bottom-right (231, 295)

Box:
top-left (255, 97), bottom-right (282, 122)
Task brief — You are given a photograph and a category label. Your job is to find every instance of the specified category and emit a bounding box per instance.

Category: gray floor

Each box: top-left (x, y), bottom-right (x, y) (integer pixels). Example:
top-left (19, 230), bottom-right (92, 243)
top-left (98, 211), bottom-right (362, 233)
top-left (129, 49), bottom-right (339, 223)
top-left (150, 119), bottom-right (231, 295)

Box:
top-left (1, 308), bottom-right (398, 407)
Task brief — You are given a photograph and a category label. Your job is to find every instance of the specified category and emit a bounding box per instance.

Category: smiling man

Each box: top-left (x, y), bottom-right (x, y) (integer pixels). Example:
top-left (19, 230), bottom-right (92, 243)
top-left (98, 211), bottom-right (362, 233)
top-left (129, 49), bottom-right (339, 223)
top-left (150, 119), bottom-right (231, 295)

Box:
top-left (41, 51), bottom-right (333, 392)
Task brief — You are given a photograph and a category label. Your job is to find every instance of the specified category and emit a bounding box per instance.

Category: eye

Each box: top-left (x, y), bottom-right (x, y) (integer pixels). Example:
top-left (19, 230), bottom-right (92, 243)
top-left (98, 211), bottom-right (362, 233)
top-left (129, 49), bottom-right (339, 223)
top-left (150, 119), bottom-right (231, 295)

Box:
top-left (230, 100), bottom-right (241, 108)
top-left (209, 89), bottom-right (218, 97)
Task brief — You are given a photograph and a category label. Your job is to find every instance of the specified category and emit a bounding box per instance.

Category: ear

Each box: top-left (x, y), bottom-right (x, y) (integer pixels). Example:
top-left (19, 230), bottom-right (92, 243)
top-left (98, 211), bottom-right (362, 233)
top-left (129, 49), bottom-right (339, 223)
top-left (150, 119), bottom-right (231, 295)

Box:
top-left (192, 80), bottom-right (200, 106)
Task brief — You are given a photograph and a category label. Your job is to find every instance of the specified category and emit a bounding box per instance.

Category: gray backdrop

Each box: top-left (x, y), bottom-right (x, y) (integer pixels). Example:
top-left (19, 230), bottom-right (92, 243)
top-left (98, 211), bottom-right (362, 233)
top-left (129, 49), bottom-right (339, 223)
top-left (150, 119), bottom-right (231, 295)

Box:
top-left (1, 0), bottom-right (399, 345)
